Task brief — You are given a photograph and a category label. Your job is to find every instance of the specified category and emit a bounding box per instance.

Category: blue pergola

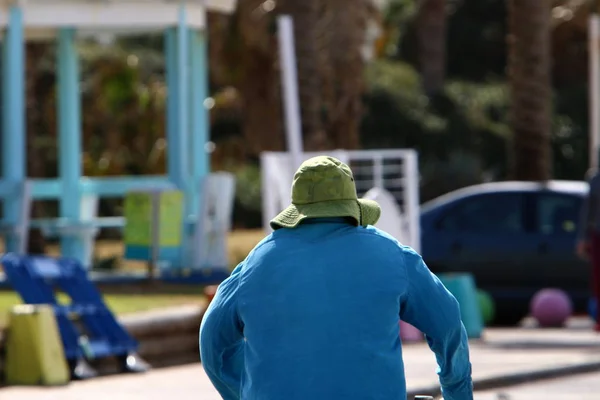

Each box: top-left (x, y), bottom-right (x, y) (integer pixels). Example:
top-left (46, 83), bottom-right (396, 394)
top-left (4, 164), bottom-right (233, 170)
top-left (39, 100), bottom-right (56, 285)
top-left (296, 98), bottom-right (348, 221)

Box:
top-left (0, 0), bottom-right (237, 266)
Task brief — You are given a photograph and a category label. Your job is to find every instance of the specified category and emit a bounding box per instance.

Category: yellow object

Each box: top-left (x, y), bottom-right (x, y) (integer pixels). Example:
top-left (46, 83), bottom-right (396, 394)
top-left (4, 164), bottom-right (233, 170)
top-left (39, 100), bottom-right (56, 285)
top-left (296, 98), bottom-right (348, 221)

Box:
top-left (158, 191), bottom-right (184, 247)
top-left (123, 190), bottom-right (184, 247)
top-left (123, 192), bottom-right (154, 246)
top-left (5, 304), bottom-right (70, 386)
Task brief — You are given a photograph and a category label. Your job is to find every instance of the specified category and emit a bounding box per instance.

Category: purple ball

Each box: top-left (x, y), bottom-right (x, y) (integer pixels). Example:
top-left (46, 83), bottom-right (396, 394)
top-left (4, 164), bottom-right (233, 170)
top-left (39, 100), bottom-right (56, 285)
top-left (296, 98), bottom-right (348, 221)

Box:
top-left (530, 288), bottom-right (573, 327)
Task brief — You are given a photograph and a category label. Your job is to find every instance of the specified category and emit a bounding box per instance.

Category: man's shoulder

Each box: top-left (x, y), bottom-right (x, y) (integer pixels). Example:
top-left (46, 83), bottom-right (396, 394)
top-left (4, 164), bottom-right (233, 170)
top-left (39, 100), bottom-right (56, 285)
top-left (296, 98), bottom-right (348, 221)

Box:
top-left (246, 233), bottom-right (276, 257)
top-left (357, 225), bottom-right (399, 242)
top-left (357, 226), bottom-right (420, 256)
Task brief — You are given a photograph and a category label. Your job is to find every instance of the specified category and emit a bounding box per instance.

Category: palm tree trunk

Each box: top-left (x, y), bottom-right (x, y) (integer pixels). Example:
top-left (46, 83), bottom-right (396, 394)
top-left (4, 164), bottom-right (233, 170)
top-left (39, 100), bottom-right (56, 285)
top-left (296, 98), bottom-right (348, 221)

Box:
top-left (224, 0), bottom-right (285, 158)
top-left (416, 0), bottom-right (447, 95)
top-left (323, 0), bottom-right (368, 150)
top-left (507, 0), bottom-right (552, 181)
top-left (240, 50), bottom-right (284, 155)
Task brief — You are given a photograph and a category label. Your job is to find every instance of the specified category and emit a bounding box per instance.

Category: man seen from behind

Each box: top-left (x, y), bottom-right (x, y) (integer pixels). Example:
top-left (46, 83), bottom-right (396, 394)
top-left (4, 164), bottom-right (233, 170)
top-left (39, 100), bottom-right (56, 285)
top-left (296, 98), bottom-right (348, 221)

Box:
top-left (200, 156), bottom-right (473, 400)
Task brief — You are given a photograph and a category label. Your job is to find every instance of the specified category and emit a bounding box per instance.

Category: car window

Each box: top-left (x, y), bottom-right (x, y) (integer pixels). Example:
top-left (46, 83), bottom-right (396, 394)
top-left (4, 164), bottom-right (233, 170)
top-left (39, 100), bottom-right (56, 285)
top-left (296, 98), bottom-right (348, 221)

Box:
top-left (535, 194), bottom-right (580, 236)
top-left (438, 193), bottom-right (524, 234)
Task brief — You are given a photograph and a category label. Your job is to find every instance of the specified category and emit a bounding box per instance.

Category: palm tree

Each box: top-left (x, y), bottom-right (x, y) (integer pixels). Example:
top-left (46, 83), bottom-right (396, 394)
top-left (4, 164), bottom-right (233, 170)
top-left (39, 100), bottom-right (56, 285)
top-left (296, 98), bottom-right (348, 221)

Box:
top-left (208, 0), bottom-right (372, 154)
top-left (416, 0), bottom-right (447, 95)
top-left (507, 0), bottom-right (552, 180)
top-left (207, 2), bottom-right (285, 159)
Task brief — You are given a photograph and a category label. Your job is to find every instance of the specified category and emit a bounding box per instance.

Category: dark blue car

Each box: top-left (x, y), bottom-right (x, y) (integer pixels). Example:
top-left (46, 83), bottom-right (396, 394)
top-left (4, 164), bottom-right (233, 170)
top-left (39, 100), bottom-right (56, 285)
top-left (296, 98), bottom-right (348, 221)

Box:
top-left (420, 180), bottom-right (590, 325)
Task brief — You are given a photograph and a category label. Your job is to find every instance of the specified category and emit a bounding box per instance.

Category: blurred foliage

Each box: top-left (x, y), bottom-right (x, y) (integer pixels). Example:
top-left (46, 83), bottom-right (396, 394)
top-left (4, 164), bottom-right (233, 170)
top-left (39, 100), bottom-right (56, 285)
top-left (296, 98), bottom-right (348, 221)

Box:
top-left (360, 60), bottom-right (509, 200)
top-left (79, 39), bottom-right (167, 177)
top-left (233, 164), bottom-right (262, 212)
top-left (230, 164), bottom-right (263, 228)
top-left (360, 56), bottom-right (588, 201)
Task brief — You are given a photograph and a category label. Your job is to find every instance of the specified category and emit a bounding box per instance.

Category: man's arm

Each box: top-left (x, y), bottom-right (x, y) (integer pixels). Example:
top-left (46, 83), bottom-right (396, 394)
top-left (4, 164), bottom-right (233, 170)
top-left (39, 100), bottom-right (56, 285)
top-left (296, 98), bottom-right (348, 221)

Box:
top-left (199, 264), bottom-right (245, 400)
top-left (399, 249), bottom-right (473, 400)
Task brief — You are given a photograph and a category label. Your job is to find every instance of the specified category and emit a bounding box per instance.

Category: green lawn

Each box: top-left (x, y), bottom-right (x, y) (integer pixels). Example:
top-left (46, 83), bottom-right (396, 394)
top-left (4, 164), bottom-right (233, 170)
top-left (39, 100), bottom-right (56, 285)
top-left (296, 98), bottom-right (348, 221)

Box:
top-left (0, 290), bottom-right (206, 327)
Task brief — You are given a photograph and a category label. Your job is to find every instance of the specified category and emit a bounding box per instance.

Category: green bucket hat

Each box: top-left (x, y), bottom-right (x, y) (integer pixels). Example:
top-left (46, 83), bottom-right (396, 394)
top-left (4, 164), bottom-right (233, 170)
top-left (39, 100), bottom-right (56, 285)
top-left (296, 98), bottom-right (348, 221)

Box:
top-left (270, 156), bottom-right (382, 230)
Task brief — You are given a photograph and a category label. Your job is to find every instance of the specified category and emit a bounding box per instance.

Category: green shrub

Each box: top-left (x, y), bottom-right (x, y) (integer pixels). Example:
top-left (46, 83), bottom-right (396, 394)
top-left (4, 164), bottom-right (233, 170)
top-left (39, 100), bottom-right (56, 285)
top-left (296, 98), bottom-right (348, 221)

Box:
top-left (231, 164), bottom-right (263, 228)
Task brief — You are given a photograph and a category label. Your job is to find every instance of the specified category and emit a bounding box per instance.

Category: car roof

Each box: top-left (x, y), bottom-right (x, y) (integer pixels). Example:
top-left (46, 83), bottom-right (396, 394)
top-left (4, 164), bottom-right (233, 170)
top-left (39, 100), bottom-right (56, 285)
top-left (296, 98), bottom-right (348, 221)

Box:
top-left (421, 180), bottom-right (587, 213)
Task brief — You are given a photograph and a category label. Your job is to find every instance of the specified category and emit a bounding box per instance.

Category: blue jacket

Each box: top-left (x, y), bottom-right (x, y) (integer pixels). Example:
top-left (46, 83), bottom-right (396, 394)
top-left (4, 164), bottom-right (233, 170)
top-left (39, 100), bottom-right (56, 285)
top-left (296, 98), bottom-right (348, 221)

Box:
top-left (199, 219), bottom-right (473, 400)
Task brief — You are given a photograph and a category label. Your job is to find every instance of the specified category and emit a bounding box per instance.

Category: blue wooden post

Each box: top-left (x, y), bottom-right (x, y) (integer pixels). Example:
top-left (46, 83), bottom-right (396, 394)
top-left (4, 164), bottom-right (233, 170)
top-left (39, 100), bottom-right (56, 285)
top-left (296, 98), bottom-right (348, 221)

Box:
top-left (165, 28), bottom-right (181, 188)
top-left (57, 28), bottom-right (85, 262)
top-left (164, 7), bottom-right (189, 192)
top-left (189, 29), bottom-right (210, 217)
top-left (163, 6), bottom-right (191, 268)
top-left (1, 6), bottom-right (26, 253)
top-left (177, 5), bottom-right (190, 198)
top-left (177, 6), bottom-right (192, 268)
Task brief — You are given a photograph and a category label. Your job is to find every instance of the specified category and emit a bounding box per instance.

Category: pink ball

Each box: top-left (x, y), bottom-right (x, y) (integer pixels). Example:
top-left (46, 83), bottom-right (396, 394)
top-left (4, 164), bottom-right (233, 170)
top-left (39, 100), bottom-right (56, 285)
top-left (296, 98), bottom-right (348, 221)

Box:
top-left (530, 288), bottom-right (573, 327)
top-left (399, 320), bottom-right (423, 342)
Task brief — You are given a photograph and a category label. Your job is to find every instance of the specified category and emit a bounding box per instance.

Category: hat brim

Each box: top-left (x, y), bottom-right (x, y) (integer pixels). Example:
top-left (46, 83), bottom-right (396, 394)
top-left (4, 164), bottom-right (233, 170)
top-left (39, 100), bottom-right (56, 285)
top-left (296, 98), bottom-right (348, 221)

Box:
top-left (270, 198), bottom-right (381, 230)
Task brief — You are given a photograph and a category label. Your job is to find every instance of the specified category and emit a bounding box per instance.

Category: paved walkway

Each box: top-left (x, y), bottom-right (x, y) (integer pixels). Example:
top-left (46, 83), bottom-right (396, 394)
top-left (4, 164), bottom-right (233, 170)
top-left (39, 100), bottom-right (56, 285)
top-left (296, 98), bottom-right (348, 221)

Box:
top-left (408, 325), bottom-right (600, 392)
top-left (476, 371), bottom-right (600, 400)
top-left (3, 325), bottom-right (600, 399)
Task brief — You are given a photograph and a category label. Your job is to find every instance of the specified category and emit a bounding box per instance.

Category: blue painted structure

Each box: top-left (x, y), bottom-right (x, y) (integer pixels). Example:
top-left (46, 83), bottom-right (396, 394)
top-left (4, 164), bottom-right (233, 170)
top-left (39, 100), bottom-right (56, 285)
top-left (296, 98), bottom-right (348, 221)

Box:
top-left (190, 30), bottom-right (210, 218)
top-left (0, 4), bottom-right (211, 270)
top-left (57, 28), bottom-right (85, 263)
